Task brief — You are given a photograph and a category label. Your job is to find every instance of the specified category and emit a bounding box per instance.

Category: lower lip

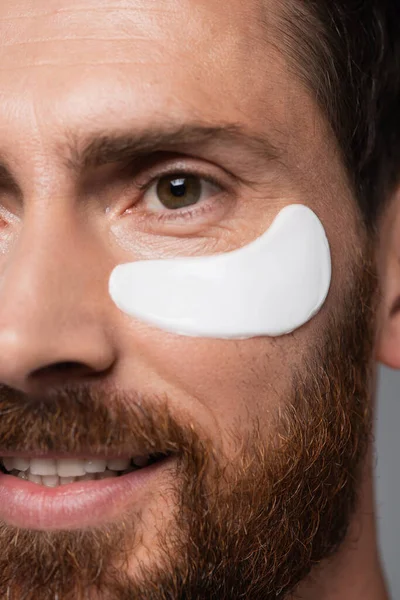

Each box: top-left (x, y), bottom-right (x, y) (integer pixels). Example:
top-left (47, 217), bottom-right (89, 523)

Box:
top-left (0, 458), bottom-right (174, 531)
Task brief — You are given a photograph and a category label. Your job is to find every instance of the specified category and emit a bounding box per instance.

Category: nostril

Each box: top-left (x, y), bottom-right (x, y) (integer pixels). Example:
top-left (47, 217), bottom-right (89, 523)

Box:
top-left (49, 362), bottom-right (85, 373)
top-left (30, 361), bottom-right (95, 382)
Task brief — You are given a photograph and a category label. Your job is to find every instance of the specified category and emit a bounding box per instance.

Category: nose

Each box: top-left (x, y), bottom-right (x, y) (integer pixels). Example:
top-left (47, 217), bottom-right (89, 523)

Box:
top-left (0, 216), bottom-right (116, 392)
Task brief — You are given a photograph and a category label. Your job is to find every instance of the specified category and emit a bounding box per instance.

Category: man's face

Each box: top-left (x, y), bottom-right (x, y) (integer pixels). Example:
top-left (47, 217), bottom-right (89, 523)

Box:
top-left (0, 0), bottom-right (377, 598)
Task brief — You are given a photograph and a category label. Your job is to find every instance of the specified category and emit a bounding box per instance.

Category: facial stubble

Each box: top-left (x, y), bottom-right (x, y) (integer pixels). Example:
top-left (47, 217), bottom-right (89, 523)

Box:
top-left (0, 258), bottom-right (376, 600)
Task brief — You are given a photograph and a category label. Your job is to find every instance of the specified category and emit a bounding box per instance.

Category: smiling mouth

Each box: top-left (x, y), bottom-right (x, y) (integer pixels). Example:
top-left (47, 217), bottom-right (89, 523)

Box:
top-left (0, 453), bottom-right (169, 487)
top-left (0, 449), bottom-right (175, 530)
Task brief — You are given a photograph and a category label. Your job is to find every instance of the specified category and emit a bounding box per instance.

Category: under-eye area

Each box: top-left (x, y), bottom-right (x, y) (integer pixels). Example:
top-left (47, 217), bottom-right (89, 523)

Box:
top-left (0, 453), bottom-right (170, 487)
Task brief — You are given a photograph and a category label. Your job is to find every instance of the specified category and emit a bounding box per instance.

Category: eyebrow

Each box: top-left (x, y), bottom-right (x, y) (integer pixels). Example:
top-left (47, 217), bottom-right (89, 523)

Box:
top-left (63, 123), bottom-right (282, 174)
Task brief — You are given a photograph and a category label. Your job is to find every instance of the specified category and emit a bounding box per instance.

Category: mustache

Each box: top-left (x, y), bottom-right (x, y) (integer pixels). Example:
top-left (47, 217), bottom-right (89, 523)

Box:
top-left (0, 384), bottom-right (200, 458)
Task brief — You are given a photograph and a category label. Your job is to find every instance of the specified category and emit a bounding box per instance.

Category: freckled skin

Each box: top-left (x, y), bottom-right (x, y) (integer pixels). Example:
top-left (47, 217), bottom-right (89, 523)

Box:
top-left (0, 1), bottom-right (388, 599)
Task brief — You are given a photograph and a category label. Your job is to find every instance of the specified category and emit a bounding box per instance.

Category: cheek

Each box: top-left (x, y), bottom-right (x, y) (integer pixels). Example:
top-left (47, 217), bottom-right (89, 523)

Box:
top-left (117, 324), bottom-right (293, 439)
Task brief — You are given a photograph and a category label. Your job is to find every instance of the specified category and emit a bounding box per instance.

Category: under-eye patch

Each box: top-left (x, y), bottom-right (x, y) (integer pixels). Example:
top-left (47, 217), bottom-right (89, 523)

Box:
top-left (109, 204), bottom-right (331, 339)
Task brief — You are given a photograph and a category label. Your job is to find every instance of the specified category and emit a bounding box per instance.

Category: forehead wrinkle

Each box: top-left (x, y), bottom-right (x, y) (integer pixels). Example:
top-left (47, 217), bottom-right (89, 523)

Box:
top-left (0, 2), bottom-right (186, 36)
top-left (0, 2), bottom-right (152, 20)
top-left (0, 3), bottom-right (177, 63)
top-left (0, 0), bottom-right (267, 56)
top-left (0, 36), bottom-right (151, 47)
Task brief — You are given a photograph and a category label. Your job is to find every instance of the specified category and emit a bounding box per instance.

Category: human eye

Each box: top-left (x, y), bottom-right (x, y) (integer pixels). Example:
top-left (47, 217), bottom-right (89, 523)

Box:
top-left (143, 173), bottom-right (221, 215)
top-left (127, 165), bottom-right (232, 229)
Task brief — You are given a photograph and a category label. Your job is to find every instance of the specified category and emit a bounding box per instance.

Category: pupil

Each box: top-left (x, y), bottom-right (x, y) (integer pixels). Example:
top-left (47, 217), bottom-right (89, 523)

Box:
top-left (170, 178), bottom-right (186, 197)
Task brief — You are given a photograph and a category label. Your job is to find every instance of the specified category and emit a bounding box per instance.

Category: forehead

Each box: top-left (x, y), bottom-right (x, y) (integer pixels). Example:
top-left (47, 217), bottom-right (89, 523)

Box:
top-left (0, 0), bottom-right (298, 155)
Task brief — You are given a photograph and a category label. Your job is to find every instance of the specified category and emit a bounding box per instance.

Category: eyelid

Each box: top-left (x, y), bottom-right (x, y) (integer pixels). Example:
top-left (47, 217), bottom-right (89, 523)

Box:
top-left (132, 156), bottom-right (236, 195)
top-left (119, 157), bottom-right (239, 230)
top-left (136, 171), bottom-right (222, 194)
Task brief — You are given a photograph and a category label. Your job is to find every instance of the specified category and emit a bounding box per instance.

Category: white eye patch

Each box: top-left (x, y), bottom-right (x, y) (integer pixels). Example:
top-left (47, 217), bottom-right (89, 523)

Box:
top-left (109, 204), bottom-right (331, 339)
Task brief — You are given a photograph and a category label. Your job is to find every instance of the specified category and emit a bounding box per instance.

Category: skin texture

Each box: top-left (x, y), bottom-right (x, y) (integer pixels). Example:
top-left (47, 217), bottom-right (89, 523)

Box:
top-left (0, 0), bottom-right (390, 598)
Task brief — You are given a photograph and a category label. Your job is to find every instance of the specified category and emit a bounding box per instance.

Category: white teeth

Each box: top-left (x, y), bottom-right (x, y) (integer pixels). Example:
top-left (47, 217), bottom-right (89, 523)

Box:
top-left (84, 459), bottom-right (107, 473)
top-left (2, 454), bottom-right (154, 482)
top-left (14, 458), bottom-right (30, 472)
top-left (133, 456), bottom-right (150, 468)
top-left (60, 476), bottom-right (75, 485)
top-left (28, 472), bottom-right (42, 485)
top-left (107, 458), bottom-right (131, 471)
top-left (30, 459), bottom-right (57, 476)
top-left (42, 475), bottom-right (59, 488)
top-left (3, 458), bottom-right (15, 472)
top-left (57, 459), bottom-right (86, 478)
top-left (3, 458), bottom-right (31, 472)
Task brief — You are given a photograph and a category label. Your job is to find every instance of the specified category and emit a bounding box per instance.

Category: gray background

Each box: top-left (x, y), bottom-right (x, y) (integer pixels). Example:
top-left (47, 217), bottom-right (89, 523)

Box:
top-left (376, 366), bottom-right (400, 599)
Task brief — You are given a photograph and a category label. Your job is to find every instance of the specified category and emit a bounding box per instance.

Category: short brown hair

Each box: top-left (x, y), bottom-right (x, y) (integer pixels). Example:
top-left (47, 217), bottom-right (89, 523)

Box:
top-left (278, 1), bottom-right (400, 226)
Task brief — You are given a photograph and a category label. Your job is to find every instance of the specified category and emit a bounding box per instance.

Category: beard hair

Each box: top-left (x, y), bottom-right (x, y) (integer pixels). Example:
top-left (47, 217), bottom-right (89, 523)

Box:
top-left (0, 255), bottom-right (377, 600)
